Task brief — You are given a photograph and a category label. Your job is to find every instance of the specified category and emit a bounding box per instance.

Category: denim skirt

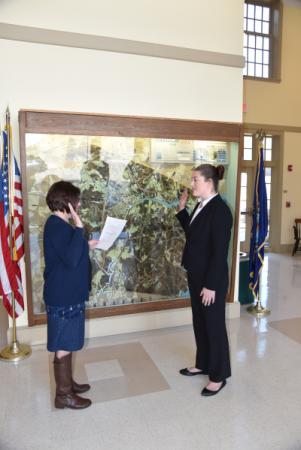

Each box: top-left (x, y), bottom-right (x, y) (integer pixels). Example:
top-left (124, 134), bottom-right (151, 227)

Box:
top-left (46, 303), bottom-right (85, 352)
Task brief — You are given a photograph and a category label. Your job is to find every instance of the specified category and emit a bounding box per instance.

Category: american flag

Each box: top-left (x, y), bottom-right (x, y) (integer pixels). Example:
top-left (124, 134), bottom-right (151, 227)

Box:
top-left (0, 129), bottom-right (24, 318)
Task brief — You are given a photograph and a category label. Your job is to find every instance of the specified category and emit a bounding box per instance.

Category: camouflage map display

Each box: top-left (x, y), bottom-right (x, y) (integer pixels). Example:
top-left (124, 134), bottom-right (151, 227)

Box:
top-left (25, 134), bottom-right (237, 315)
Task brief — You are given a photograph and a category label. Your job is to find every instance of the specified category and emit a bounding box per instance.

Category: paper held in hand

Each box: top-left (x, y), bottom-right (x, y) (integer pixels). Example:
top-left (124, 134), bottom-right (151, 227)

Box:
top-left (96, 216), bottom-right (127, 251)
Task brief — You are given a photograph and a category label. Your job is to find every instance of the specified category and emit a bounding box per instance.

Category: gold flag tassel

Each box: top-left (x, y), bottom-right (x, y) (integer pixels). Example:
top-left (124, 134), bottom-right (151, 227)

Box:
top-left (0, 107), bottom-right (31, 362)
top-left (247, 129), bottom-right (270, 317)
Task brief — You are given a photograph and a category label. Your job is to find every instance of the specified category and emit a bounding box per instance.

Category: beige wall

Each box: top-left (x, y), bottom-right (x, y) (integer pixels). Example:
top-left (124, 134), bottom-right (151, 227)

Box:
top-left (244, 6), bottom-right (301, 127)
top-left (244, 4), bottom-right (301, 247)
top-left (0, 0), bottom-right (243, 332)
top-left (281, 133), bottom-right (301, 244)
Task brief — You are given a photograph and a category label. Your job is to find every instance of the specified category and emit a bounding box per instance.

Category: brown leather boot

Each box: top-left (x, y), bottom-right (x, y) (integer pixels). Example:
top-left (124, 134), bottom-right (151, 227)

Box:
top-left (53, 354), bottom-right (91, 409)
top-left (70, 353), bottom-right (90, 394)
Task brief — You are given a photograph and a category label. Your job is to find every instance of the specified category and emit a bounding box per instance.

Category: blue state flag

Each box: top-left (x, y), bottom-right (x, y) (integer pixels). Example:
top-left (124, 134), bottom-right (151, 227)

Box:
top-left (248, 146), bottom-right (268, 300)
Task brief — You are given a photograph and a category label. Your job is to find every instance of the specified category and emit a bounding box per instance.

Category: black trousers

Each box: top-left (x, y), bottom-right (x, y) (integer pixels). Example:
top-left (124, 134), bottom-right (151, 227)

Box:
top-left (187, 273), bottom-right (231, 382)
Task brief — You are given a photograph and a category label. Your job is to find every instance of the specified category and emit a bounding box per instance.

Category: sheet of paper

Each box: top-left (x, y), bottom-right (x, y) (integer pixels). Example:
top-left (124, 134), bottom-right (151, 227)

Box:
top-left (96, 216), bottom-right (127, 251)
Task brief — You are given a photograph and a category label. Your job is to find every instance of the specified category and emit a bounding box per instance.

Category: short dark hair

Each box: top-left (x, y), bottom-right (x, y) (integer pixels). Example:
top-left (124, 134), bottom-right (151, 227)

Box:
top-left (193, 164), bottom-right (225, 192)
top-left (46, 181), bottom-right (80, 213)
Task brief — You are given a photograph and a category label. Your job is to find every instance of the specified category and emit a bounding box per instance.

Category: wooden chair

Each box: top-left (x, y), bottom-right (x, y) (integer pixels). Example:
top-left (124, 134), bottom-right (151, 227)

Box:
top-left (292, 218), bottom-right (301, 256)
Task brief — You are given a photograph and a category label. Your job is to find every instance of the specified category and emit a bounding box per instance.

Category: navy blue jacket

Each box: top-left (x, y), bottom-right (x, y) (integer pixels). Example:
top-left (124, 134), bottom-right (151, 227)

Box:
top-left (43, 215), bottom-right (90, 307)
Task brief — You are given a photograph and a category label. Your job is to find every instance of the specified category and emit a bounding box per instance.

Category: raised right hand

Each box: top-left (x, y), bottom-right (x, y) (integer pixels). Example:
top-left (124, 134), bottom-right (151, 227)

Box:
top-left (68, 202), bottom-right (83, 228)
top-left (178, 188), bottom-right (189, 211)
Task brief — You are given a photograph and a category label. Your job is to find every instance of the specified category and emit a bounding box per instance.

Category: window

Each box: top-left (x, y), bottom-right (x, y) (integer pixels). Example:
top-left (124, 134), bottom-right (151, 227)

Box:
top-left (243, 1), bottom-right (282, 80)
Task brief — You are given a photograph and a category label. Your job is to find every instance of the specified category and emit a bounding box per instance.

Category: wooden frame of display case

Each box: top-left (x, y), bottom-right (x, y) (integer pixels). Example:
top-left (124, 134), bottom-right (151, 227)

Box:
top-left (19, 110), bottom-right (242, 326)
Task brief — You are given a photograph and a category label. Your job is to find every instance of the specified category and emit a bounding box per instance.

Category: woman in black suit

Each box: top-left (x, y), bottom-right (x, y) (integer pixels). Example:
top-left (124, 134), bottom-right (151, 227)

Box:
top-left (176, 164), bottom-right (232, 396)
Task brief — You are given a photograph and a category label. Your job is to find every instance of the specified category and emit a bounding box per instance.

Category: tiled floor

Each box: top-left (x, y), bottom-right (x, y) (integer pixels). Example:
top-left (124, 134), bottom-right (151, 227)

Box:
top-left (1, 253), bottom-right (301, 450)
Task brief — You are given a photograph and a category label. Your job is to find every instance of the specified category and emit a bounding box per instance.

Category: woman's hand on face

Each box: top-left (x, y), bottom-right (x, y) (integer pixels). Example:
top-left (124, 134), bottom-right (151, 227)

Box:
top-left (68, 202), bottom-right (83, 228)
top-left (200, 287), bottom-right (216, 306)
top-left (88, 239), bottom-right (99, 250)
top-left (179, 188), bottom-right (189, 211)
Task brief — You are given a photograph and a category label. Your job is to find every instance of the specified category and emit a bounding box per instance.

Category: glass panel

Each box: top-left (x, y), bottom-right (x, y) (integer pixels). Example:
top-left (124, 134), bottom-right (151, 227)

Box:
top-left (244, 148), bottom-right (252, 160)
top-left (247, 19), bottom-right (255, 32)
top-left (262, 21), bottom-right (269, 34)
top-left (244, 18), bottom-right (247, 30)
top-left (244, 33), bottom-right (248, 47)
top-left (241, 188), bottom-right (247, 201)
top-left (263, 65), bottom-right (269, 78)
top-left (265, 137), bottom-right (272, 149)
top-left (255, 5), bottom-right (262, 20)
top-left (248, 63), bottom-right (255, 76)
top-left (256, 50), bottom-right (263, 64)
top-left (263, 51), bottom-right (269, 65)
top-left (249, 35), bottom-right (256, 48)
top-left (264, 37), bottom-right (270, 50)
top-left (244, 135), bottom-right (252, 148)
top-left (25, 134), bottom-right (239, 315)
top-left (255, 64), bottom-right (263, 77)
top-left (241, 200), bottom-right (247, 211)
top-left (248, 48), bottom-right (255, 62)
top-left (263, 7), bottom-right (270, 21)
top-left (256, 36), bottom-right (263, 49)
top-left (265, 150), bottom-right (272, 161)
top-left (241, 172), bottom-right (247, 186)
top-left (248, 4), bottom-right (255, 18)
top-left (243, 66), bottom-right (247, 76)
top-left (244, 47), bottom-right (248, 59)
top-left (255, 20), bottom-right (262, 33)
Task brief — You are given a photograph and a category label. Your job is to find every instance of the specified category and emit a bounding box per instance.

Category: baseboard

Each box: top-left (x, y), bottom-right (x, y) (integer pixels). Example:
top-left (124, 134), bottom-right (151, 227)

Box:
top-left (7, 303), bottom-right (240, 346)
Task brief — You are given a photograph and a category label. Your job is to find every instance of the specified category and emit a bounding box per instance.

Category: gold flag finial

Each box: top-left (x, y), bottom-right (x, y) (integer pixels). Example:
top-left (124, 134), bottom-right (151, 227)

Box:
top-left (255, 129), bottom-right (266, 142)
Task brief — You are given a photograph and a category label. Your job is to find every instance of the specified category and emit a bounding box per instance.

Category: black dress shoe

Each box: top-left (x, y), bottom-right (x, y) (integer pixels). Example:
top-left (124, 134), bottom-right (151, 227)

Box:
top-left (201, 380), bottom-right (226, 397)
top-left (179, 368), bottom-right (208, 376)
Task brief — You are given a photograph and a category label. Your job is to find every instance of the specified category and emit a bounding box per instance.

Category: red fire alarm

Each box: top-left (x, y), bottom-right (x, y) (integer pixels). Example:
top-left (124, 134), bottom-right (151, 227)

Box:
top-left (288, 164), bottom-right (293, 171)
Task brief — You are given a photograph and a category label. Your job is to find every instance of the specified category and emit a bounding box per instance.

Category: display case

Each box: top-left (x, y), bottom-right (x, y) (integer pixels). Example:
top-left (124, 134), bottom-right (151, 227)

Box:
top-left (19, 111), bottom-right (242, 325)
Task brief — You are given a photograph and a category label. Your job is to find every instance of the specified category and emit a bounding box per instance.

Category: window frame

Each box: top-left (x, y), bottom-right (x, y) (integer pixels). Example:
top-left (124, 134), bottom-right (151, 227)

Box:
top-left (243, 0), bottom-right (282, 82)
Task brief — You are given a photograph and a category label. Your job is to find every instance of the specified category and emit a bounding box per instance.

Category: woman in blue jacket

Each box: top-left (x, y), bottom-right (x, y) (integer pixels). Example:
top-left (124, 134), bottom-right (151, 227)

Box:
top-left (44, 181), bottom-right (98, 409)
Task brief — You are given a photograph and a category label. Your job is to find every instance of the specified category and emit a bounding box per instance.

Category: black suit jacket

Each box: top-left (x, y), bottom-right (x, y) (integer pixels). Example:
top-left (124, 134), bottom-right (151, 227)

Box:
top-left (176, 195), bottom-right (233, 292)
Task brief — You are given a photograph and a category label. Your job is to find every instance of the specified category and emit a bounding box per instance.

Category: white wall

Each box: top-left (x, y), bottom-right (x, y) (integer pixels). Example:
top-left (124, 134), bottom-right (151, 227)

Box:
top-left (0, 0), bottom-right (243, 331)
top-left (0, 0), bottom-right (243, 54)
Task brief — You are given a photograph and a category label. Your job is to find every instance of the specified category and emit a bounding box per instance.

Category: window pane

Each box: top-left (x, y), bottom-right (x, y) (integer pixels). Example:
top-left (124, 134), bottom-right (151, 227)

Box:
top-left (249, 35), bottom-right (256, 48)
top-left (244, 135), bottom-right (252, 148)
top-left (255, 64), bottom-right (262, 77)
top-left (264, 37), bottom-right (270, 50)
top-left (263, 51), bottom-right (269, 65)
top-left (257, 36), bottom-right (263, 49)
top-left (244, 47), bottom-right (248, 59)
top-left (244, 148), bottom-right (252, 160)
top-left (241, 188), bottom-right (247, 201)
top-left (247, 19), bottom-right (255, 32)
top-left (262, 21), bottom-right (269, 34)
top-left (244, 3), bottom-right (247, 17)
top-left (244, 18), bottom-right (247, 30)
top-left (241, 172), bottom-right (247, 186)
top-left (255, 5), bottom-right (262, 20)
top-left (265, 137), bottom-right (272, 149)
top-left (243, 66), bottom-right (247, 76)
top-left (248, 63), bottom-right (255, 76)
top-left (263, 7), bottom-right (270, 21)
top-left (249, 48), bottom-right (255, 62)
top-left (256, 50), bottom-right (263, 64)
top-left (265, 167), bottom-right (272, 177)
top-left (241, 200), bottom-right (247, 211)
top-left (244, 33), bottom-right (248, 47)
top-left (248, 4), bottom-right (255, 18)
top-left (265, 150), bottom-right (272, 161)
top-left (255, 20), bottom-right (262, 33)
top-left (263, 65), bottom-right (269, 78)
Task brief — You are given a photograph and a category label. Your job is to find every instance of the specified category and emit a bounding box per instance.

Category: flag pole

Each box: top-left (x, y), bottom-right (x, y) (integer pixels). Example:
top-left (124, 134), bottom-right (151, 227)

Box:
top-left (247, 129), bottom-right (270, 317)
top-left (0, 108), bottom-right (31, 362)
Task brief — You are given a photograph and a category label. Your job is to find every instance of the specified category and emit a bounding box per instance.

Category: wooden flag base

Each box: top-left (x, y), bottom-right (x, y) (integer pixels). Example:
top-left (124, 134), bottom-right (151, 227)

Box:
top-left (0, 340), bottom-right (31, 362)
